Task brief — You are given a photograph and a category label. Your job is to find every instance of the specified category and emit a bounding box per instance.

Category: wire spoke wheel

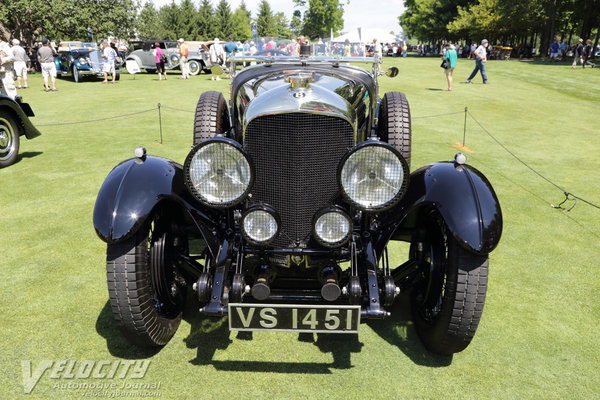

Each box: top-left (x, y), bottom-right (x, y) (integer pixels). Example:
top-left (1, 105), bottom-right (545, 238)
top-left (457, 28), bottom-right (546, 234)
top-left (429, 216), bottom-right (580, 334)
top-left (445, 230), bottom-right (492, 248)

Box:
top-left (0, 112), bottom-right (20, 167)
top-left (106, 210), bottom-right (186, 347)
top-left (410, 213), bottom-right (489, 355)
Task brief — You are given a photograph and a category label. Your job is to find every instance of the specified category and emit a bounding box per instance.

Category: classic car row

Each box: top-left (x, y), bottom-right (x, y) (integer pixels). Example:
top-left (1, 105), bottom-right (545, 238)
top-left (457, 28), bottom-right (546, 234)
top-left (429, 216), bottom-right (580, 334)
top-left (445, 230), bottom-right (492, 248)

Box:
top-left (93, 46), bottom-right (503, 355)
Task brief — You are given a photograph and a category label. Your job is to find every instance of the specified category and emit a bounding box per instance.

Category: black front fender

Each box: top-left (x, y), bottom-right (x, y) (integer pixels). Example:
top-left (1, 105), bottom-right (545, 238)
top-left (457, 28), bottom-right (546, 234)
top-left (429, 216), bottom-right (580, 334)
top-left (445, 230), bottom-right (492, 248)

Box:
top-left (93, 156), bottom-right (220, 256)
top-left (0, 95), bottom-right (41, 140)
top-left (390, 162), bottom-right (502, 254)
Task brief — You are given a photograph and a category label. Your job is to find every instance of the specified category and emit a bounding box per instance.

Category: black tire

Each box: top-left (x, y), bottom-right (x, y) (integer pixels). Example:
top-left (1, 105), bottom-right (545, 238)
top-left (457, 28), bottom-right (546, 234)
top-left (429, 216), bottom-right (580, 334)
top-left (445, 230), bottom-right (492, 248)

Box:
top-left (188, 59), bottom-right (201, 76)
top-left (378, 92), bottom-right (411, 168)
top-left (193, 91), bottom-right (231, 145)
top-left (0, 110), bottom-right (20, 168)
top-left (410, 214), bottom-right (488, 355)
top-left (106, 213), bottom-right (185, 347)
top-left (72, 65), bottom-right (80, 83)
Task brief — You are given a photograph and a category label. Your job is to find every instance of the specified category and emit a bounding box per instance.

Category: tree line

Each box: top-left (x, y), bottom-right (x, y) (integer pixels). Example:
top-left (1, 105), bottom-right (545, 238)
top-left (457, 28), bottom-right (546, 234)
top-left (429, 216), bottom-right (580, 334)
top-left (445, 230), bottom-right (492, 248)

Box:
top-left (0, 0), bottom-right (346, 47)
top-left (399, 0), bottom-right (600, 55)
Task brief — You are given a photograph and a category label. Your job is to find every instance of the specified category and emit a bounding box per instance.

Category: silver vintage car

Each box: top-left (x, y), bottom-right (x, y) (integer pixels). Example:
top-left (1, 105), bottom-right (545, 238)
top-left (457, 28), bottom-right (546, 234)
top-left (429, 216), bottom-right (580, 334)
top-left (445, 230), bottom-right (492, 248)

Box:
top-left (93, 41), bottom-right (502, 356)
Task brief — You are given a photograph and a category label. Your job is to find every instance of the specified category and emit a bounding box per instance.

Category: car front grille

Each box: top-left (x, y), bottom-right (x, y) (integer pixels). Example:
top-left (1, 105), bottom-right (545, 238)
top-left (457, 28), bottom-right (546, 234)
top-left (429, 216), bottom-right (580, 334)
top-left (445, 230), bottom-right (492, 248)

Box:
top-left (244, 113), bottom-right (354, 248)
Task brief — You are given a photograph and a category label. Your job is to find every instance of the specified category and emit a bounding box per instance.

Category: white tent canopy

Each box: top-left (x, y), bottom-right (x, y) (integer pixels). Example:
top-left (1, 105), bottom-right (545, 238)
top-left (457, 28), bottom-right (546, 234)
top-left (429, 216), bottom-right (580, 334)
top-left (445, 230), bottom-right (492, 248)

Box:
top-left (333, 28), bottom-right (399, 43)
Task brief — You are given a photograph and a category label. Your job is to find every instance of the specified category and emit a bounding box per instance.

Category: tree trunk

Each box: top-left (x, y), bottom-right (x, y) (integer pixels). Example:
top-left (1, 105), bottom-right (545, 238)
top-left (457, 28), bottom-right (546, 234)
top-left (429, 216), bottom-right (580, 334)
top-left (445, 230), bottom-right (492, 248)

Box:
top-left (0, 21), bottom-right (11, 41)
top-left (540, 0), bottom-right (558, 56)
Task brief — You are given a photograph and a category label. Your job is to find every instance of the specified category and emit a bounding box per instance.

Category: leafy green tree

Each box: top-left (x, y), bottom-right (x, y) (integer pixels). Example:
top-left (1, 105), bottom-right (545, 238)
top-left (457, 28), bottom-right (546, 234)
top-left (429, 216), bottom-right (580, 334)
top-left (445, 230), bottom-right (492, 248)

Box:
top-left (256, 0), bottom-right (276, 37)
top-left (0, 0), bottom-right (136, 46)
top-left (178, 0), bottom-right (199, 39)
top-left (214, 0), bottom-right (233, 39)
top-left (158, 1), bottom-right (183, 40)
top-left (301, 0), bottom-right (344, 40)
top-left (231, 1), bottom-right (252, 41)
top-left (290, 10), bottom-right (303, 37)
top-left (197, 0), bottom-right (216, 40)
top-left (136, 1), bottom-right (162, 41)
top-left (274, 12), bottom-right (292, 38)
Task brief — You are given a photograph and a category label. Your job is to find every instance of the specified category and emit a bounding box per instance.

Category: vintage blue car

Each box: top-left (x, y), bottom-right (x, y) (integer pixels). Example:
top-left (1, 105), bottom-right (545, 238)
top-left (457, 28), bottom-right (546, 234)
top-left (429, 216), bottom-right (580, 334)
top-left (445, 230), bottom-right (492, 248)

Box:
top-left (54, 41), bottom-right (121, 82)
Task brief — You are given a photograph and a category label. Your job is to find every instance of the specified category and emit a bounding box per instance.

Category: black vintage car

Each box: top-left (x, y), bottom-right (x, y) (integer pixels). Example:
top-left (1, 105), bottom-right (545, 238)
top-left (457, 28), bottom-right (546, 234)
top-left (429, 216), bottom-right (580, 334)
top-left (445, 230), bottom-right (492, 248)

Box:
top-left (93, 50), bottom-right (502, 355)
top-left (0, 94), bottom-right (41, 167)
top-left (54, 41), bottom-right (121, 83)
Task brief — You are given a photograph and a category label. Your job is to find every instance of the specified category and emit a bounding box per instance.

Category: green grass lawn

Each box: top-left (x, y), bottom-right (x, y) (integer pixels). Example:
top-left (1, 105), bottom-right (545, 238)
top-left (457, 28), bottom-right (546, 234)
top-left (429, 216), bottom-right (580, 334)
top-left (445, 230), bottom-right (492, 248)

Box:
top-left (1, 57), bottom-right (599, 399)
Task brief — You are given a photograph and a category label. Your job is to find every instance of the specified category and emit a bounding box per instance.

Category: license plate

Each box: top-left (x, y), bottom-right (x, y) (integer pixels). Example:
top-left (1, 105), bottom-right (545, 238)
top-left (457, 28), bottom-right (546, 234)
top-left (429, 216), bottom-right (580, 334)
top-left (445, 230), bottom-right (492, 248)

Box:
top-left (228, 304), bottom-right (361, 333)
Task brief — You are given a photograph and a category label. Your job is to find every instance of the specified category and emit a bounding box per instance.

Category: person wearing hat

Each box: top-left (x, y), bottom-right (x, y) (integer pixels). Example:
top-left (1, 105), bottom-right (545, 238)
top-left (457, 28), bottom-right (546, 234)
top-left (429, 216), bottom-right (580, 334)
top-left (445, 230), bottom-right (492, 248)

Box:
top-left (178, 38), bottom-right (189, 79)
top-left (37, 39), bottom-right (58, 92)
top-left (0, 36), bottom-right (17, 99)
top-left (209, 38), bottom-right (225, 80)
top-left (467, 39), bottom-right (489, 84)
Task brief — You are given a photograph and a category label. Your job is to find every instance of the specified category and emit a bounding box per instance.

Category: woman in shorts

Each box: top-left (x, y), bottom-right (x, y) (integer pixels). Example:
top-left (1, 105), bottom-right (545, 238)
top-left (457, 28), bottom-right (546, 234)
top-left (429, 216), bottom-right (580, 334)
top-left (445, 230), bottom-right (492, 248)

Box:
top-left (444, 43), bottom-right (458, 91)
top-left (153, 43), bottom-right (167, 81)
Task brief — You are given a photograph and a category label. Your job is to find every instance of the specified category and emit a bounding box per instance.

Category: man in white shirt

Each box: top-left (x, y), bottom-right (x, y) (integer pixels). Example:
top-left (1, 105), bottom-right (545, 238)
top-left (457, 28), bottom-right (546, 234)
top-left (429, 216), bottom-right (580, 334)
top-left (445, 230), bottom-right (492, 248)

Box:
top-left (12, 39), bottom-right (28, 89)
top-left (209, 38), bottom-right (225, 80)
top-left (467, 39), bottom-right (489, 84)
top-left (101, 41), bottom-right (117, 83)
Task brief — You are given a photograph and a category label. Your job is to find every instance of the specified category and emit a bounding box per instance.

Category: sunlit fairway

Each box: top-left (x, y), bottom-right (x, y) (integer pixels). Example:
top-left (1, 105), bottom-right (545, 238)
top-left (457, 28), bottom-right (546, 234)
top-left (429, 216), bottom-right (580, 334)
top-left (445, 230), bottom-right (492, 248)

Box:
top-left (1, 56), bottom-right (599, 399)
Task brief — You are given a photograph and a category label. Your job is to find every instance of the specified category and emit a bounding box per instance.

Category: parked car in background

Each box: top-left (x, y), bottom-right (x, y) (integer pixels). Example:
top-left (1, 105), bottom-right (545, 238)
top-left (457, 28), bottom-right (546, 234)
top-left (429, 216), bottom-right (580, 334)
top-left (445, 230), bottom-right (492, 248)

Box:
top-left (94, 44), bottom-right (502, 356)
top-left (54, 41), bottom-right (121, 83)
top-left (126, 40), bottom-right (212, 75)
top-left (0, 94), bottom-right (41, 167)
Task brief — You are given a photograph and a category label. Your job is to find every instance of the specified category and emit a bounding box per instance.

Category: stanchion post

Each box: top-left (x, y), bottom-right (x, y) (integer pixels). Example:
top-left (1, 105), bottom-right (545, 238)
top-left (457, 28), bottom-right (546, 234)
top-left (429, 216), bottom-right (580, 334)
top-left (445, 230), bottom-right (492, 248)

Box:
top-left (463, 106), bottom-right (468, 147)
top-left (158, 103), bottom-right (163, 144)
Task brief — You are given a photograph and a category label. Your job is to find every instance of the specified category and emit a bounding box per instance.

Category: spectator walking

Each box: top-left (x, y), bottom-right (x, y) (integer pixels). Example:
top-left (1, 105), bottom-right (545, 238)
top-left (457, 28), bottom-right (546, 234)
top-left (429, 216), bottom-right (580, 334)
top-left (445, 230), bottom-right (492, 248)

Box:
top-left (549, 39), bottom-right (559, 61)
top-left (209, 38), bottom-right (225, 80)
top-left (402, 41), bottom-right (407, 58)
top-left (467, 39), bottom-right (489, 84)
top-left (444, 43), bottom-right (457, 91)
top-left (582, 39), bottom-right (595, 68)
top-left (11, 39), bottom-right (28, 90)
top-left (0, 37), bottom-right (17, 99)
top-left (101, 41), bottom-right (117, 83)
top-left (37, 39), bottom-right (57, 92)
top-left (572, 39), bottom-right (584, 68)
top-left (153, 42), bottom-right (167, 81)
top-left (178, 38), bottom-right (189, 79)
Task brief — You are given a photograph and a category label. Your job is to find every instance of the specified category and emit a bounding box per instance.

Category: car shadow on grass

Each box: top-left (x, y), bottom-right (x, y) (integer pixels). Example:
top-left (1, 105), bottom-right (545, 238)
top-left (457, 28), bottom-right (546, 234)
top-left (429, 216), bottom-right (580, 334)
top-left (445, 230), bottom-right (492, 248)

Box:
top-left (183, 295), bottom-right (363, 373)
top-left (368, 294), bottom-right (452, 367)
top-left (11, 151), bottom-right (43, 166)
top-left (95, 301), bottom-right (164, 359)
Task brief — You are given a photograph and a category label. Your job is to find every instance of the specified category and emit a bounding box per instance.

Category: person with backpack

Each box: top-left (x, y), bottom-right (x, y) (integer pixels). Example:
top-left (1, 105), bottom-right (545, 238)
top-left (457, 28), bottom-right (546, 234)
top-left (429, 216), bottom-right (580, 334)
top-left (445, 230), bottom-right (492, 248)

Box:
top-left (153, 42), bottom-right (167, 81)
top-left (582, 39), bottom-right (595, 68)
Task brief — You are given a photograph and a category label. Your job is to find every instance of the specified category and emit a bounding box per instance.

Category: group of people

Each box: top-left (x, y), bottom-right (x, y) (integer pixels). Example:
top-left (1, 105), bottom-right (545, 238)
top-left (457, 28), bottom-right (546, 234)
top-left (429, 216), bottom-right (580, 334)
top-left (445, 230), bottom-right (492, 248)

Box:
top-left (441, 39), bottom-right (489, 91)
top-left (0, 36), bottom-right (60, 98)
top-left (569, 38), bottom-right (596, 68)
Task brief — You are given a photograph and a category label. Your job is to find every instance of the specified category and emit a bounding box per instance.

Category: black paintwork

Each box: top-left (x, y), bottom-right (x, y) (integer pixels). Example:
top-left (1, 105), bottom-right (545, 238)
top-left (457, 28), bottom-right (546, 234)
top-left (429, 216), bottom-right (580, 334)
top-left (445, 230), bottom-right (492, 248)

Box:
top-left (0, 95), bottom-right (42, 140)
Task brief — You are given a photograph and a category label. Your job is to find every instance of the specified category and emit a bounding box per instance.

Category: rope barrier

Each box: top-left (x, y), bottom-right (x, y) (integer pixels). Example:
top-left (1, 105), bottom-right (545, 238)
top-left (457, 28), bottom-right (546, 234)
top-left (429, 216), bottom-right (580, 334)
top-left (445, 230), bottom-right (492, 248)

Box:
top-left (467, 111), bottom-right (599, 211)
top-left (33, 102), bottom-right (599, 212)
top-left (36, 107), bottom-right (158, 127)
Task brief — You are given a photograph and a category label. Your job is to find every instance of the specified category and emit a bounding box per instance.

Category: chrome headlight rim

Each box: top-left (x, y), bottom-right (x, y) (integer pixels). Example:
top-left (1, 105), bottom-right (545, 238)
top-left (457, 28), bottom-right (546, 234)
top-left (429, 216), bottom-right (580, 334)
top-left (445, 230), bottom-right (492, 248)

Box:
top-left (241, 204), bottom-right (281, 246)
top-left (312, 206), bottom-right (353, 248)
top-left (183, 137), bottom-right (254, 208)
top-left (337, 140), bottom-right (410, 212)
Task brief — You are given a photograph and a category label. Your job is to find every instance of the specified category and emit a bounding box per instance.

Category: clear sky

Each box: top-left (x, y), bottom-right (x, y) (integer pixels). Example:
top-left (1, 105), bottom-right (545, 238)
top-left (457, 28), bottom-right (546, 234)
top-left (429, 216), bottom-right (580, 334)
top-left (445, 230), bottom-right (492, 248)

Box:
top-left (148, 0), bottom-right (405, 35)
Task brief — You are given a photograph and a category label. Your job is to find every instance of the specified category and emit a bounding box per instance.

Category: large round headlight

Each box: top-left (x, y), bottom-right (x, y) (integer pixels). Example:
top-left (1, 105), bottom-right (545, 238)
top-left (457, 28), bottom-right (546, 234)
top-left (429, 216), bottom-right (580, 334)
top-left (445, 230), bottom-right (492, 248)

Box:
top-left (338, 141), bottom-right (409, 211)
top-left (242, 206), bottom-right (280, 245)
top-left (313, 208), bottom-right (352, 247)
top-left (184, 138), bottom-right (254, 207)
top-left (78, 57), bottom-right (87, 65)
